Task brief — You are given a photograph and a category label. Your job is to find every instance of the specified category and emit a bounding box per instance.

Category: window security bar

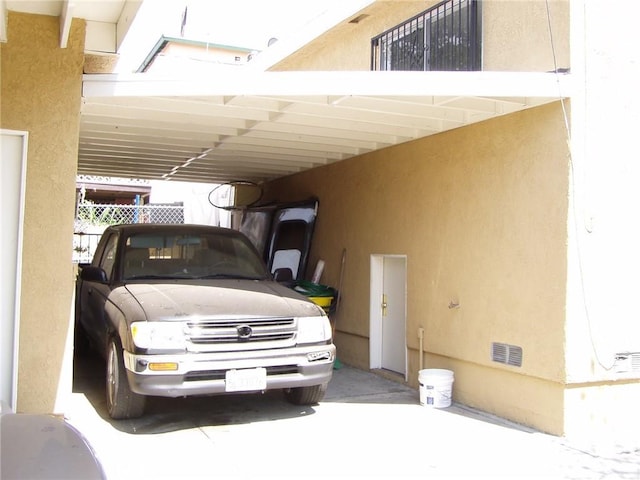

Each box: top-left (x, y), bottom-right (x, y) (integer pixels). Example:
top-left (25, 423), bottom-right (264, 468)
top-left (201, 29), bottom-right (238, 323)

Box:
top-left (371, 0), bottom-right (481, 72)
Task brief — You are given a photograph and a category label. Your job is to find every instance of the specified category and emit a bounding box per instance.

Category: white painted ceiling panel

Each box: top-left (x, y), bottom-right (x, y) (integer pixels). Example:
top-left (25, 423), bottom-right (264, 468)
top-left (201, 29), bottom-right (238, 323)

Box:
top-left (79, 71), bottom-right (571, 184)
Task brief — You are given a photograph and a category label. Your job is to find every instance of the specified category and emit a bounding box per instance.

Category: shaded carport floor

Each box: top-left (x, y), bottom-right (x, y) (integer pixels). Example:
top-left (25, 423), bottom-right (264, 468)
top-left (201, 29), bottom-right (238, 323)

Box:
top-left (66, 351), bottom-right (639, 479)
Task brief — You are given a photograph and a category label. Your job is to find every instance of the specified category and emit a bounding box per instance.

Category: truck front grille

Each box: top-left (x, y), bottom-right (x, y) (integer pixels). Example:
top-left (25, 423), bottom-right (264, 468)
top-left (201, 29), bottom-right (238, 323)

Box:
top-left (185, 317), bottom-right (296, 350)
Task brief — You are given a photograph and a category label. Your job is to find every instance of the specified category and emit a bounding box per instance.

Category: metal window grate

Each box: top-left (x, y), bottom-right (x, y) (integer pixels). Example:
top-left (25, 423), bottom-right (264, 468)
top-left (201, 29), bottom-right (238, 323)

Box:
top-left (371, 0), bottom-right (481, 71)
top-left (492, 342), bottom-right (523, 367)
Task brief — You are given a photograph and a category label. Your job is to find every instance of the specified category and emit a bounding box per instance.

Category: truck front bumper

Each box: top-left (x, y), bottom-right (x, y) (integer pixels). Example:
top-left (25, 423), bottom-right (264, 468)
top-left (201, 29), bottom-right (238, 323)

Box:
top-left (123, 344), bottom-right (336, 397)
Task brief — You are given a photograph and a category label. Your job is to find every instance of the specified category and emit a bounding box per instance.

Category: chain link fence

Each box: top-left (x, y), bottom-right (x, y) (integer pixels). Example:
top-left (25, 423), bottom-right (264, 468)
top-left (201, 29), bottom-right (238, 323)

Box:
top-left (73, 203), bottom-right (185, 263)
top-left (76, 203), bottom-right (185, 226)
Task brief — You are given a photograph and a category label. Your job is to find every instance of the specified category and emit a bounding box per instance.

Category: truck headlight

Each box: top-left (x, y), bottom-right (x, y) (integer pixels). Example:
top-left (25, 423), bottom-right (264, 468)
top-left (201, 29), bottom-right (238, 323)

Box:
top-left (297, 316), bottom-right (332, 344)
top-left (131, 321), bottom-right (186, 350)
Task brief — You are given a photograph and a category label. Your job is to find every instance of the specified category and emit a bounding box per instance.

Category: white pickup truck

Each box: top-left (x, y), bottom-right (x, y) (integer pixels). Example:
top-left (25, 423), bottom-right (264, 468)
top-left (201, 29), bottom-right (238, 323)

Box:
top-left (75, 223), bottom-right (335, 419)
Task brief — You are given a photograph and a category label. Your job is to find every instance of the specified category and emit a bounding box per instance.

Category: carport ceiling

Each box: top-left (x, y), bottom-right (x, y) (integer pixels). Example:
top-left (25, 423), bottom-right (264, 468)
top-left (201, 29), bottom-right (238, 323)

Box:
top-left (80, 70), bottom-right (570, 184)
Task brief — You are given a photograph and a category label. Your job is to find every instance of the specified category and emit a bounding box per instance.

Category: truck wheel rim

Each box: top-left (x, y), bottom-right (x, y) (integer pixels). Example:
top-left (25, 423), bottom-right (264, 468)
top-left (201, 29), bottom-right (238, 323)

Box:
top-left (107, 344), bottom-right (116, 408)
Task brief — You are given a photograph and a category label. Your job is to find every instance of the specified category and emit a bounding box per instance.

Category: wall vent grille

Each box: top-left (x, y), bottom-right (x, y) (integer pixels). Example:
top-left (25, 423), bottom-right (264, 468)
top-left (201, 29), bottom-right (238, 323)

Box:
top-left (491, 343), bottom-right (523, 367)
top-left (613, 352), bottom-right (640, 373)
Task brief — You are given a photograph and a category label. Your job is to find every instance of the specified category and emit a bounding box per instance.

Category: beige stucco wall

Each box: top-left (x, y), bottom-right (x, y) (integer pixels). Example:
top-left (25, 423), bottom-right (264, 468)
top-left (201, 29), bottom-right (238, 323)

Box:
top-left (272, 0), bottom-right (569, 73)
top-left (272, 1), bottom-right (429, 71)
top-left (0, 12), bottom-right (85, 413)
top-left (482, 0), bottom-right (570, 72)
top-left (263, 102), bottom-right (570, 435)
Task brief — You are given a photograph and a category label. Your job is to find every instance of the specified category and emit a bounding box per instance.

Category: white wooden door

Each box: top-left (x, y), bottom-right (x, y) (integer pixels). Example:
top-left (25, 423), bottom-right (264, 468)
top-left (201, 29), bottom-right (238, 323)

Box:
top-left (380, 256), bottom-right (407, 374)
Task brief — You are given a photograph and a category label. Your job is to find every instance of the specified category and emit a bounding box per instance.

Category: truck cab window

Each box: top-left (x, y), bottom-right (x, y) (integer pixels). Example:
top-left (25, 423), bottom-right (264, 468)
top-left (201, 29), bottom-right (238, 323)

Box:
top-left (99, 234), bottom-right (118, 282)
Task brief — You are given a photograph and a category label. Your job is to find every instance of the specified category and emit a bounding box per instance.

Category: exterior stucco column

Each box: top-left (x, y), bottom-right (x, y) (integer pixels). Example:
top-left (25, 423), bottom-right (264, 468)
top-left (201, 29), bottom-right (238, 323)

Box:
top-left (0, 12), bottom-right (85, 413)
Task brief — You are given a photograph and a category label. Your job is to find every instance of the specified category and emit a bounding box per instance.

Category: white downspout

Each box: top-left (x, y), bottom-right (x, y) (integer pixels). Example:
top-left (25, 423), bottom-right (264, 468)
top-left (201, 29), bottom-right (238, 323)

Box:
top-left (418, 327), bottom-right (424, 371)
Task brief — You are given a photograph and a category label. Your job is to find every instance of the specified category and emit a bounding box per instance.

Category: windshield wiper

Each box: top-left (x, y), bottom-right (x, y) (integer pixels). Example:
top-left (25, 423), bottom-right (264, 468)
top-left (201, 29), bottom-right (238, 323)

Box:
top-left (124, 274), bottom-right (192, 280)
top-left (196, 273), bottom-right (264, 280)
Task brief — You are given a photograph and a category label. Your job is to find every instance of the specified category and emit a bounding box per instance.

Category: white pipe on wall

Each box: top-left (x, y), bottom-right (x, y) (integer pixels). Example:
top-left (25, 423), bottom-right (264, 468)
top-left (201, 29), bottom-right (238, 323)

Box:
top-left (418, 327), bottom-right (424, 372)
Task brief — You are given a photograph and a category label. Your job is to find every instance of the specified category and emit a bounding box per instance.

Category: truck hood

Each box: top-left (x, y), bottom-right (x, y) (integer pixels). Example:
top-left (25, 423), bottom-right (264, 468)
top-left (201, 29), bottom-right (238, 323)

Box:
top-left (121, 280), bottom-right (322, 320)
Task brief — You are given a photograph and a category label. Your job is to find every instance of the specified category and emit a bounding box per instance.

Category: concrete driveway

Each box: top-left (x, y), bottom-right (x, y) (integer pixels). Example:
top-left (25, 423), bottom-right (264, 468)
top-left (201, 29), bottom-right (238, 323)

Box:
top-left (65, 351), bottom-right (639, 479)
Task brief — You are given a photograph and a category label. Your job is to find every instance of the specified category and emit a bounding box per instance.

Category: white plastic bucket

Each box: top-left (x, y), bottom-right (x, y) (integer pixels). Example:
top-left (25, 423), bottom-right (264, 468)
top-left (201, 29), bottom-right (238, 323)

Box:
top-left (419, 369), bottom-right (454, 408)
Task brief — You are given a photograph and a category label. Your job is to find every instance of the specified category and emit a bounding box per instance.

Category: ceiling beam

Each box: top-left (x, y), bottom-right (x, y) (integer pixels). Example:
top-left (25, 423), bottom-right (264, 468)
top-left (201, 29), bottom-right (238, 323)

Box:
top-left (83, 71), bottom-right (573, 99)
top-left (59, 0), bottom-right (73, 47)
top-left (116, 0), bottom-right (142, 52)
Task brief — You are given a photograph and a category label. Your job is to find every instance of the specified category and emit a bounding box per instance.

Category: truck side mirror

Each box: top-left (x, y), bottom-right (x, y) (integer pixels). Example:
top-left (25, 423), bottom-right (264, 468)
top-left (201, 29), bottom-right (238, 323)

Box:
top-left (80, 266), bottom-right (108, 283)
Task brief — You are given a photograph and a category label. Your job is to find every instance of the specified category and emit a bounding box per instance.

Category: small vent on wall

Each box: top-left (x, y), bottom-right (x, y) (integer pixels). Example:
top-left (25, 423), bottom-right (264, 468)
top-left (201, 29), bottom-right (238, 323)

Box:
top-left (349, 14), bottom-right (369, 24)
top-left (613, 352), bottom-right (640, 373)
top-left (492, 342), bottom-right (523, 367)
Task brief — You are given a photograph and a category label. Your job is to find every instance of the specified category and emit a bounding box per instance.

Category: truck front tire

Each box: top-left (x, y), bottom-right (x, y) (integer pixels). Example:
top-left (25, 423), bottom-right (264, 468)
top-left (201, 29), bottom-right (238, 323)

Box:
top-left (284, 383), bottom-right (328, 405)
top-left (106, 336), bottom-right (146, 419)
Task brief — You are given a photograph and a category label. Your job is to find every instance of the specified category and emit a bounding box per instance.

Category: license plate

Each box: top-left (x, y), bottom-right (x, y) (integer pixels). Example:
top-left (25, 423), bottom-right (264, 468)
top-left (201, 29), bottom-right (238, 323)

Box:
top-left (225, 367), bottom-right (267, 392)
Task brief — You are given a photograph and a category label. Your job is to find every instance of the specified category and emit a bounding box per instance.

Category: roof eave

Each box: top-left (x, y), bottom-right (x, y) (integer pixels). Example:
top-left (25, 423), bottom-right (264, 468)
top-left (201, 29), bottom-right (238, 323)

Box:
top-left (83, 70), bottom-right (573, 99)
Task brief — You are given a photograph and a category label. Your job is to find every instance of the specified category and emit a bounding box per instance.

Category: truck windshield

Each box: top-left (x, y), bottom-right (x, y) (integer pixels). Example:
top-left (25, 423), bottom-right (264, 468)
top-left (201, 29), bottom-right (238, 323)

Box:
top-left (122, 232), bottom-right (269, 281)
